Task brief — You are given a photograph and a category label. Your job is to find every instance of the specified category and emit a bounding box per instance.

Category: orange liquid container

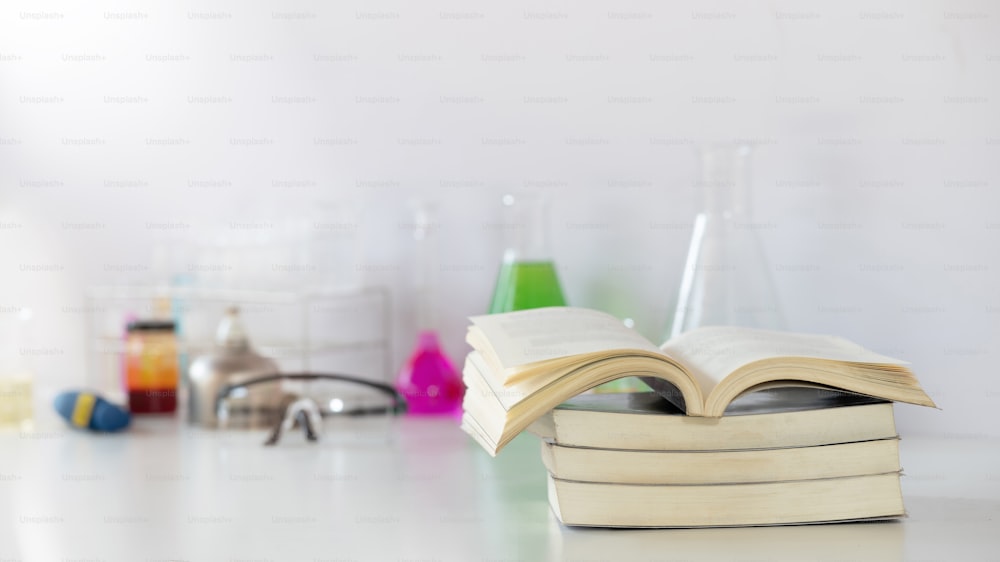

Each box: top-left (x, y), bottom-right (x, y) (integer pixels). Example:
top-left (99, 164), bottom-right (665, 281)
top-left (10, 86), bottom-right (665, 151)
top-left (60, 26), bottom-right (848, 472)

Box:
top-left (124, 320), bottom-right (179, 413)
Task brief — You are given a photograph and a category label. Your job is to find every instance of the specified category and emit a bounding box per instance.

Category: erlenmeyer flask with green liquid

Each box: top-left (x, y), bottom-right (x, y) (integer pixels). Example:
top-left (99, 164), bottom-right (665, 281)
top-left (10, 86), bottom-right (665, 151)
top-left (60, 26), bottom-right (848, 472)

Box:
top-left (488, 192), bottom-right (566, 313)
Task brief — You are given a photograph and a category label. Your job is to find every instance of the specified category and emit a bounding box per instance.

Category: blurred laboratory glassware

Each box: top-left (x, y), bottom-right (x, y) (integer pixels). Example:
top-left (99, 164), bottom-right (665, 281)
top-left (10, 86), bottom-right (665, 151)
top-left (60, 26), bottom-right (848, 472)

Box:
top-left (488, 191), bottom-right (566, 313)
top-left (124, 317), bottom-right (179, 413)
top-left (394, 199), bottom-right (464, 416)
top-left (0, 307), bottom-right (33, 429)
top-left (187, 306), bottom-right (281, 427)
top-left (669, 143), bottom-right (785, 338)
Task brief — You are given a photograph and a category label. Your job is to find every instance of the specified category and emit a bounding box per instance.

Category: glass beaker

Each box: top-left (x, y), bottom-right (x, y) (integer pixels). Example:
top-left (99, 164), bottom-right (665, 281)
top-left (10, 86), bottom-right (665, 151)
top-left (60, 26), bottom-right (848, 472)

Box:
top-left (669, 144), bottom-right (785, 337)
top-left (488, 192), bottom-right (566, 313)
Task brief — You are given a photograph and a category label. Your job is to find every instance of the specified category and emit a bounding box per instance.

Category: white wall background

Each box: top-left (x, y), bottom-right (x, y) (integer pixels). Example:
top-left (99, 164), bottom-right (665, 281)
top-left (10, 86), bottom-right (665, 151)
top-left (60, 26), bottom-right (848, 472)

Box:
top-left (1, 0), bottom-right (997, 436)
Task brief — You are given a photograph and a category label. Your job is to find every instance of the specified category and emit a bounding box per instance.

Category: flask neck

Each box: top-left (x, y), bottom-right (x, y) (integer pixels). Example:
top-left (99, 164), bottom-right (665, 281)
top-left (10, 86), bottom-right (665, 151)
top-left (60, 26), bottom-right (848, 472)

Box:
top-left (215, 307), bottom-right (250, 350)
top-left (501, 192), bottom-right (552, 263)
top-left (411, 200), bottom-right (439, 331)
top-left (698, 144), bottom-right (752, 218)
top-left (414, 330), bottom-right (441, 353)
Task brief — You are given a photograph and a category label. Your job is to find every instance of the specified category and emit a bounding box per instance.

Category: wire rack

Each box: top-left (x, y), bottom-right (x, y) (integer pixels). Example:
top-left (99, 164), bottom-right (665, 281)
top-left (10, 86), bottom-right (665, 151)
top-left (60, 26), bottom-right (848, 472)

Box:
top-left (83, 285), bottom-right (391, 403)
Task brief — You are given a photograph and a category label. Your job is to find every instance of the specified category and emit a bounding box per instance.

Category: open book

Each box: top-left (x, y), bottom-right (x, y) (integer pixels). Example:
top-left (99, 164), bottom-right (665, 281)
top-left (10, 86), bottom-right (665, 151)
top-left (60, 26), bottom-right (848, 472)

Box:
top-left (461, 307), bottom-right (936, 455)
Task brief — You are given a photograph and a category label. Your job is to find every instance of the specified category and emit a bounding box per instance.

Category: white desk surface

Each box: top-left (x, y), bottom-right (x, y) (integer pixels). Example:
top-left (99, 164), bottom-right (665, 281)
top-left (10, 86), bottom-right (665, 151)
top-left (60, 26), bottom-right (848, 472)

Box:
top-left (1, 416), bottom-right (998, 561)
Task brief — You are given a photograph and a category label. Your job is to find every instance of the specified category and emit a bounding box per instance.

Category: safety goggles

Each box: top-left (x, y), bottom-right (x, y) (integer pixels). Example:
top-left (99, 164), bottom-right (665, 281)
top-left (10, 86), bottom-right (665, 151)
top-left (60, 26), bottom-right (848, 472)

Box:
top-left (215, 373), bottom-right (406, 446)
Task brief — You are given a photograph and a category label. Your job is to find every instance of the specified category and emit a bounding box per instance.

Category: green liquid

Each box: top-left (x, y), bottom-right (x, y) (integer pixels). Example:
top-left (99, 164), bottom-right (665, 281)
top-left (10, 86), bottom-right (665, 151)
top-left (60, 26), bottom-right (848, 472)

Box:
top-left (488, 261), bottom-right (566, 313)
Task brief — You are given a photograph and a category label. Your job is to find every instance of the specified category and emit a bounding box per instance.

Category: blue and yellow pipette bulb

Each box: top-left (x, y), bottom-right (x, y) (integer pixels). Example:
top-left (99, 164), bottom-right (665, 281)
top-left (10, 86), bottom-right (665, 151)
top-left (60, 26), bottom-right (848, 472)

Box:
top-left (54, 391), bottom-right (131, 432)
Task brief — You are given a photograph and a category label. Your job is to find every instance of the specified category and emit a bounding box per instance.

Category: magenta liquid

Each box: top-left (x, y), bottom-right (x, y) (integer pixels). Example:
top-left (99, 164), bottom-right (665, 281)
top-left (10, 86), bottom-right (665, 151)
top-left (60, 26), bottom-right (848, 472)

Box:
top-left (394, 330), bottom-right (465, 417)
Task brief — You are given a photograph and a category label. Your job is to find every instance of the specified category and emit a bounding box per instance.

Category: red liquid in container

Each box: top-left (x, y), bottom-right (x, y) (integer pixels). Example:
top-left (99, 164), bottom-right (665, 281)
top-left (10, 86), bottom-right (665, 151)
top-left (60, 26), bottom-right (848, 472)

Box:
top-left (124, 320), bottom-right (179, 414)
top-left (128, 389), bottom-right (177, 414)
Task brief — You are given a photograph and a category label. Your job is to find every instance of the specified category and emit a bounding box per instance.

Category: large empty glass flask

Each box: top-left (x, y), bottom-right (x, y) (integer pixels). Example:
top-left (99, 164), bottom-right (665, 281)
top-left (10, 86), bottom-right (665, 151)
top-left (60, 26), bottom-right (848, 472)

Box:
top-left (670, 144), bottom-right (785, 338)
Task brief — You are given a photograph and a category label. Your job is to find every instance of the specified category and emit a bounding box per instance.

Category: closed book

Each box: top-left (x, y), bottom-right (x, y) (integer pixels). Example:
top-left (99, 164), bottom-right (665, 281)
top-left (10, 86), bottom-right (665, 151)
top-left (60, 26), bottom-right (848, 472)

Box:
top-left (547, 472), bottom-right (905, 528)
top-left (541, 438), bottom-right (900, 485)
top-left (528, 388), bottom-right (896, 451)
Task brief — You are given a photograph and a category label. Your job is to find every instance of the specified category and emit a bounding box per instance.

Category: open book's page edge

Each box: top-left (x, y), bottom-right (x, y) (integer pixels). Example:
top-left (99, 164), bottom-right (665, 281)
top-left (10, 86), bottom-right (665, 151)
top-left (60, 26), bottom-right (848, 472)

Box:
top-left (476, 358), bottom-right (707, 454)
top-left (460, 414), bottom-right (499, 457)
top-left (659, 326), bottom-right (933, 416)
top-left (468, 307), bottom-right (664, 377)
top-left (705, 364), bottom-right (936, 416)
top-left (551, 388), bottom-right (890, 417)
top-left (662, 326), bottom-right (912, 384)
top-left (662, 325), bottom-right (913, 394)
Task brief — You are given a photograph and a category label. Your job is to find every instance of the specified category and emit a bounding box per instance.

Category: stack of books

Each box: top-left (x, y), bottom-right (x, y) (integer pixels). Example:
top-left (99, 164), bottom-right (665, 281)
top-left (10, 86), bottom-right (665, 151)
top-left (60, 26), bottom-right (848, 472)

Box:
top-left (532, 389), bottom-right (903, 527)
top-left (461, 307), bottom-right (936, 528)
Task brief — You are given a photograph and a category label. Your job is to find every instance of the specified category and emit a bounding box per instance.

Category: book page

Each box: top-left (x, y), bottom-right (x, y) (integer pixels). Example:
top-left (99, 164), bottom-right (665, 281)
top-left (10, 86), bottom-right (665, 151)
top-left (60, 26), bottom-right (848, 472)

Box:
top-left (661, 326), bottom-right (909, 395)
top-left (469, 307), bottom-right (662, 369)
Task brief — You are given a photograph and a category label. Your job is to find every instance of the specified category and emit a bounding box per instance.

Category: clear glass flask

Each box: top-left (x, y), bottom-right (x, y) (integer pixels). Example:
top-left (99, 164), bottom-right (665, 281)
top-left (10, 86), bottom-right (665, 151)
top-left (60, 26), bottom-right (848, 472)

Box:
top-left (394, 200), bottom-right (464, 417)
top-left (669, 144), bottom-right (785, 338)
top-left (488, 192), bottom-right (566, 313)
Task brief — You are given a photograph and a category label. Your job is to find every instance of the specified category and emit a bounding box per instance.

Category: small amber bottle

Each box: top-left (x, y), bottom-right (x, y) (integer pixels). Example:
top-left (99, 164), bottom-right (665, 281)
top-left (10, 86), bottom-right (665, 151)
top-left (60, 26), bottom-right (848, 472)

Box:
top-left (124, 320), bottom-right (178, 413)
